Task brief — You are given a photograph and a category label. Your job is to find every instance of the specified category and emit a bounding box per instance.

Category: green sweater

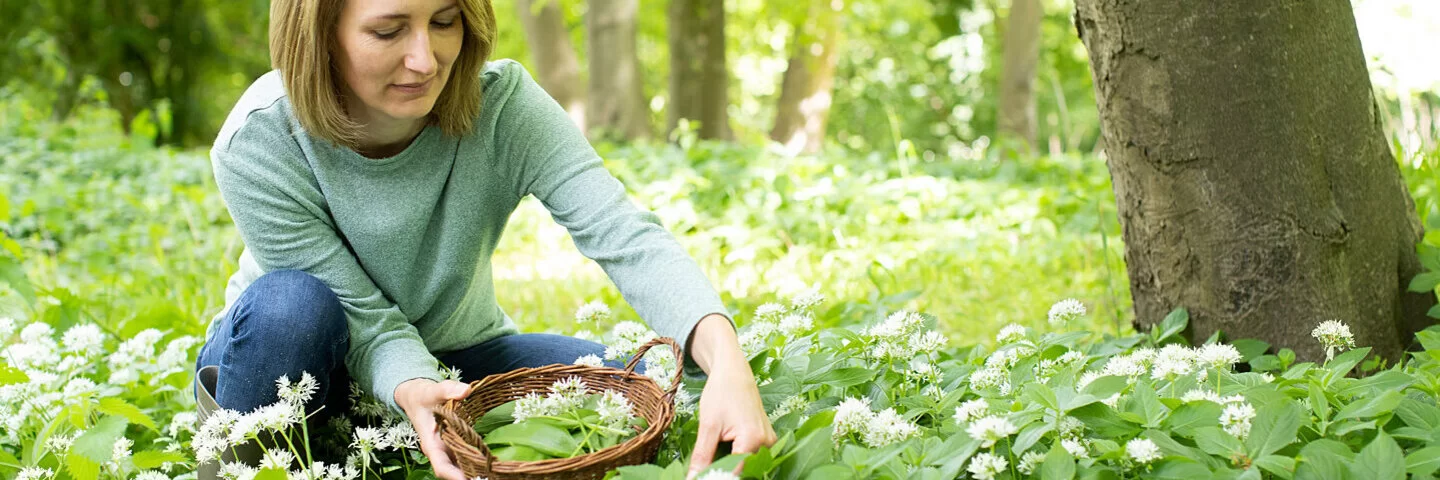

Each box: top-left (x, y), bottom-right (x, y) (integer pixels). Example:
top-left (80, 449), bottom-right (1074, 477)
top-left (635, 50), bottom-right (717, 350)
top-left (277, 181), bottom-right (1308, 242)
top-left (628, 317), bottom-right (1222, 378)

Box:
top-left (210, 59), bottom-right (729, 413)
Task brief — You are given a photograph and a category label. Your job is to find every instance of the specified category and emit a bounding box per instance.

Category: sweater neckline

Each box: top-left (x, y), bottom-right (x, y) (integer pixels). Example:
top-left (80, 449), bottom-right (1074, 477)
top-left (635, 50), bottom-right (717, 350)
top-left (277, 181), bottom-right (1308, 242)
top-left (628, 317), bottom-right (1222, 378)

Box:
top-left (333, 125), bottom-right (440, 170)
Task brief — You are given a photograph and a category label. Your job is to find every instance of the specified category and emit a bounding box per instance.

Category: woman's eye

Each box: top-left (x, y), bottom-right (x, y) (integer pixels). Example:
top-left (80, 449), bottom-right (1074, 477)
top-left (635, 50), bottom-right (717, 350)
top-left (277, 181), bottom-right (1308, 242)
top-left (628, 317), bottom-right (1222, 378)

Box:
top-left (373, 29), bottom-right (400, 39)
top-left (432, 20), bottom-right (456, 28)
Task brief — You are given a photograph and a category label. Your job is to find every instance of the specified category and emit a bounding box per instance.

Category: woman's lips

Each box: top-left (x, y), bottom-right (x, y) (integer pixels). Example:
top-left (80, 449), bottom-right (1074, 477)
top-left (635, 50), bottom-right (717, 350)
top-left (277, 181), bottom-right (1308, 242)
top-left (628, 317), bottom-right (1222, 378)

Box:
top-left (392, 78), bottom-right (432, 95)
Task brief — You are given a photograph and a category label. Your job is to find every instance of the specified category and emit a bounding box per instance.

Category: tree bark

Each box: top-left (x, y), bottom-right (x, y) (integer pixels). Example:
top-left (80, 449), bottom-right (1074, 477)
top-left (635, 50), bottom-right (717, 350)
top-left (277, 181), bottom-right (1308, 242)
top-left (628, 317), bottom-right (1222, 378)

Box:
top-left (667, 0), bottom-right (730, 141)
top-left (517, 0), bottom-right (586, 129)
top-left (997, 0), bottom-right (1041, 150)
top-left (587, 0), bottom-right (652, 141)
top-left (768, 0), bottom-right (840, 154)
top-left (1075, 0), bottom-right (1433, 362)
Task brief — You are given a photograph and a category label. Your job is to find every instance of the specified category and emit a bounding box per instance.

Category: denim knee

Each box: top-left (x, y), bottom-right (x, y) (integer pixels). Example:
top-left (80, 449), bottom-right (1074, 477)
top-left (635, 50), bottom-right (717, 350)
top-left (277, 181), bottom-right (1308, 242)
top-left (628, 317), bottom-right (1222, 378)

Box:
top-left (231, 269), bottom-right (348, 353)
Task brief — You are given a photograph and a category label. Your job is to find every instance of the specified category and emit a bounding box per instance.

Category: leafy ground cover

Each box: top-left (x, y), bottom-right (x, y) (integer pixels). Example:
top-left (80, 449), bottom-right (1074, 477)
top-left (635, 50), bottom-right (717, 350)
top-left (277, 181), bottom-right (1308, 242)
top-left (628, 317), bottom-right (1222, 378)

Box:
top-left (4, 101), bottom-right (1440, 480)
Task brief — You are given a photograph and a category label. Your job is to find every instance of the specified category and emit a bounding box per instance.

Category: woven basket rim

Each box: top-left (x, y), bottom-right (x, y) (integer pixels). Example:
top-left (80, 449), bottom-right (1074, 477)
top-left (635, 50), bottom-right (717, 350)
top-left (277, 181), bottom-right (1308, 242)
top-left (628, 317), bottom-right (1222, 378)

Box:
top-left (434, 337), bottom-right (683, 477)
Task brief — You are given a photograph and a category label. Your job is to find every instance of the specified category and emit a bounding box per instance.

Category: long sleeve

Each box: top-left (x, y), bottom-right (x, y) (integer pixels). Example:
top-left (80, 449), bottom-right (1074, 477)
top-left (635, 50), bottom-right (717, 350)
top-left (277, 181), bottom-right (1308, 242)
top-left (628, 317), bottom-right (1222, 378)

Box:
top-left (492, 62), bottom-right (734, 371)
top-left (211, 116), bottom-right (440, 414)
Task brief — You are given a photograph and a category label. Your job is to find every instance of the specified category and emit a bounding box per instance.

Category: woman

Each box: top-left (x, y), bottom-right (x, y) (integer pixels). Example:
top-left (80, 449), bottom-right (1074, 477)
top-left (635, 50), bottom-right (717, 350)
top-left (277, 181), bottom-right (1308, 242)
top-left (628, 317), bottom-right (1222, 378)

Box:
top-left (192, 0), bottom-right (775, 477)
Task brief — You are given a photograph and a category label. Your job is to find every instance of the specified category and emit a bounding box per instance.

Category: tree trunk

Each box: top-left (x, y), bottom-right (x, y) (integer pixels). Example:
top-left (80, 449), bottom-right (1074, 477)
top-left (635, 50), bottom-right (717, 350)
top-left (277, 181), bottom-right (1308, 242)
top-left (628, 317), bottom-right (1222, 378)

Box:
top-left (768, 0), bottom-right (840, 154)
top-left (517, 0), bottom-right (586, 129)
top-left (587, 0), bottom-right (652, 141)
top-left (997, 0), bottom-right (1041, 151)
top-left (667, 0), bottom-right (730, 141)
top-left (1075, 0), bottom-right (1433, 362)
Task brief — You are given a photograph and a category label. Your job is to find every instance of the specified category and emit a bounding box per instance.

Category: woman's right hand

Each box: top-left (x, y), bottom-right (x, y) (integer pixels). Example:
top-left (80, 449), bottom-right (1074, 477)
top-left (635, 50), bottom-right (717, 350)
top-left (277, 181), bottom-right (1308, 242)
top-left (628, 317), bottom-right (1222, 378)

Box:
top-left (395, 378), bottom-right (472, 480)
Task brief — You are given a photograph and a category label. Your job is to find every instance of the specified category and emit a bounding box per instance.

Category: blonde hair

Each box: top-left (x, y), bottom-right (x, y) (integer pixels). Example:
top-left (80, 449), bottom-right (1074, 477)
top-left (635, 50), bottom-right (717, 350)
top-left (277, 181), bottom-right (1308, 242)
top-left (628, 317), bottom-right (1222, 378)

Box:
top-left (268, 0), bottom-right (497, 149)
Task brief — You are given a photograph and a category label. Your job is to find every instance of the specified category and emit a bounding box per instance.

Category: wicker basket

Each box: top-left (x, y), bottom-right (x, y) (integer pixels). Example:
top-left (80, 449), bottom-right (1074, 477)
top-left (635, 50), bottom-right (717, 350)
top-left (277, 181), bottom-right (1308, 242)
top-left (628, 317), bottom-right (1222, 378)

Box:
top-left (434, 337), bottom-right (683, 480)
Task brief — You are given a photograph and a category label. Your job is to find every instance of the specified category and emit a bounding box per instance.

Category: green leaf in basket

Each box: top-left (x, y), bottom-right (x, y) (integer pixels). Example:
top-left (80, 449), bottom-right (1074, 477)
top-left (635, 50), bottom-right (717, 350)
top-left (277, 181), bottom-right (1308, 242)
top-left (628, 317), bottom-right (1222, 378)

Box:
top-left (473, 402), bottom-right (516, 435)
top-left (484, 421), bottom-right (580, 458)
top-left (491, 445), bottom-right (552, 462)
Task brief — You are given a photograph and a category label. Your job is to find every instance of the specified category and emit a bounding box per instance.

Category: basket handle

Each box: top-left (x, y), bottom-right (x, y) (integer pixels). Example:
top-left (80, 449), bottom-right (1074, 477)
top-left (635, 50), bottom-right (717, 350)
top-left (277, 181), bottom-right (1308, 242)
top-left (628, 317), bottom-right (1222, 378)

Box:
top-left (623, 336), bottom-right (684, 402)
top-left (434, 405), bottom-right (497, 475)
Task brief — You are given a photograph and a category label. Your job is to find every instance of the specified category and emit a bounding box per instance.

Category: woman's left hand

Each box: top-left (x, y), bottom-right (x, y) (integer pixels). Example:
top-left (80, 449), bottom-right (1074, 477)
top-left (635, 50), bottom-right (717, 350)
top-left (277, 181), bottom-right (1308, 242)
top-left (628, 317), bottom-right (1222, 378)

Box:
top-left (686, 316), bottom-right (777, 478)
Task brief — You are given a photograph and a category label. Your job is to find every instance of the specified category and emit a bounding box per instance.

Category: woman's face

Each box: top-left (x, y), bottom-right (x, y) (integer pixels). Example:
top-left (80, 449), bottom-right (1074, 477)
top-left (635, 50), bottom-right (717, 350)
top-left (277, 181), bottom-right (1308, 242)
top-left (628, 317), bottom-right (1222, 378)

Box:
top-left (334, 0), bottom-right (463, 127)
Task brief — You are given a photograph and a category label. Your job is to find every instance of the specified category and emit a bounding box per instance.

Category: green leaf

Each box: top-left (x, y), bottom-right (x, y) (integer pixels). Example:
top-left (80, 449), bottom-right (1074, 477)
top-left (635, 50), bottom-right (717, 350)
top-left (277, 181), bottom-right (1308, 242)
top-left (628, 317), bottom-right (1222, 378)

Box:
top-left (1153, 308), bottom-right (1189, 343)
top-left (1230, 339), bottom-right (1270, 362)
top-left (1405, 446), bottom-right (1440, 477)
top-left (1332, 390), bottom-right (1402, 422)
top-left (1148, 461), bottom-right (1213, 479)
top-left (1351, 432), bottom-right (1404, 480)
top-left (483, 421), bottom-right (579, 458)
top-left (1245, 401), bottom-right (1301, 458)
top-left (1326, 347), bottom-right (1371, 377)
top-left (808, 367), bottom-right (875, 389)
top-left (1295, 439), bottom-right (1353, 480)
top-left (1013, 422), bottom-right (1053, 454)
top-left (1408, 271), bottom-right (1440, 292)
top-left (491, 445), bottom-right (550, 462)
top-left (1070, 403), bottom-right (1141, 438)
top-left (1124, 382), bottom-right (1169, 428)
top-left (405, 469), bottom-right (439, 480)
top-left (473, 401), bottom-right (516, 435)
top-left (97, 397), bottom-right (157, 431)
top-left (1041, 443), bottom-right (1076, 480)
top-left (1255, 455), bottom-right (1296, 479)
top-left (0, 255), bottom-right (34, 306)
top-left (779, 423), bottom-right (835, 480)
top-left (1164, 402), bottom-right (1222, 438)
top-left (1307, 383), bottom-right (1329, 424)
top-left (256, 468), bottom-right (288, 480)
top-left (1192, 427), bottom-right (1244, 458)
top-left (132, 450), bottom-right (187, 469)
top-left (66, 452), bottom-right (101, 480)
top-left (72, 415), bottom-right (129, 463)
top-left (1023, 383), bottom-right (1060, 412)
top-left (1079, 375), bottom-right (1128, 399)
top-left (0, 360), bottom-right (28, 385)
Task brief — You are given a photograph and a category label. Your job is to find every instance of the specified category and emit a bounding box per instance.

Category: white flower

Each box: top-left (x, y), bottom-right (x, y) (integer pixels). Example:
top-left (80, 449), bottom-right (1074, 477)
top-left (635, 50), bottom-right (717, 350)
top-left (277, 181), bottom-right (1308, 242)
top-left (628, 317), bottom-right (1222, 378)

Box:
top-left (45, 433), bottom-right (75, 453)
top-left (1196, 344), bottom-right (1242, 369)
top-left (352, 426), bottom-right (390, 454)
top-left (769, 395), bottom-right (809, 420)
top-left (778, 313), bottom-right (814, 338)
top-left (1149, 344), bottom-right (1197, 380)
top-left (754, 303), bottom-right (786, 320)
top-left (862, 408), bottom-right (917, 447)
top-left (996, 324), bottom-right (1027, 344)
top-left (790, 288), bottom-right (825, 310)
top-left (1126, 438), bottom-right (1162, 464)
top-left (1061, 438), bottom-right (1090, 458)
top-left (1058, 416), bottom-right (1085, 438)
top-left (602, 345), bottom-right (627, 361)
top-left (912, 331), bottom-right (948, 355)
top-left (1312, 320), bottom-right (1356, 360)
top-left (440, 365), bottom-right (464, 381)
top-left (61, 324), bottom-right (105, 356)
top-left (166, 411), bottom-right (197, 438)
top-left (1220, 403), bottom-right (1256, 439)
top-left (19, 322), bottom-right (53, 343)
top-left (134, 471), bottom-right (171, 480)
top-left (62, 378), bottom-right (98, 398)
top-left (832, 397), bottom-right (873, 440)
top-left (513, 392), bottom-right (561, 422)
top-left (1182, 389), bottom-right (1223, 404)
top-left (969, 367), bottom-right (1011, 394)
top-left (575, 301), bottom-right (611, 324)
top-left (953, 399), bottom-right (989, 424)
top-left (1077, 371), bottom-right (1103, 389)
top-left (966, 415), bottom-right (1018, 448)
top-left (1048, 299), bottom-right (1086, 327)
top-left (967, 452), bottom-right (1008, 480)
top-left (598, 390), bottom-right (635, 427)
top-left (573, 354), bottom-right (605, 367)
top-left (16, 466), bottom-right (53, 480)
top-left (111, 437), bottom-right (133, 462)
top-left (1017, 450), bottom-right (1046, 475)
top-left (219, 461), bottom-right (258, 480)
top-left (276, 372), bottom-right (319, 404)
top-left (260, 448), bottom-right (295, 470)
top-left (0, 317), bottom-right (16, 340)
top-left (385, 422), bottom-right (420, 450)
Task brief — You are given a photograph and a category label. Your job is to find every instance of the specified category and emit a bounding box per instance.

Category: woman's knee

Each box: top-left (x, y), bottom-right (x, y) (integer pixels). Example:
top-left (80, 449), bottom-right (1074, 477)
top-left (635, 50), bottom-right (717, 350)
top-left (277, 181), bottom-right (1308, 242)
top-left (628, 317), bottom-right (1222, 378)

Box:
top-left (232, 270), bottom-right (348, 349)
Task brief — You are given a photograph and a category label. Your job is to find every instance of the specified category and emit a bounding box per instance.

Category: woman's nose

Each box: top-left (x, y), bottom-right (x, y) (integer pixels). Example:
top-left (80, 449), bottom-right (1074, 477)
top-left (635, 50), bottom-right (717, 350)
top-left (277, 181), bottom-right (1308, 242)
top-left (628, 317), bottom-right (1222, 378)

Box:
top-left (405, 30), bottom-right (437, 75)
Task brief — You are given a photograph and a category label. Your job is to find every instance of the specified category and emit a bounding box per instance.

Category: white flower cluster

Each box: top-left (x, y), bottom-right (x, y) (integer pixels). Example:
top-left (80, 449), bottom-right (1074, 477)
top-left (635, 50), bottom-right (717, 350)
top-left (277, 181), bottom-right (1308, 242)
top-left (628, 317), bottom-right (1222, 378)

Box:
top-left (573, 354), bottom-right (605, 367)
top-left (860, 311), bottom-right (947, 363)
top-left (192, 373), bottom-right (317, 464)
top-left (1047, 298), bottom-right (1087, 327)
top-left (965, 415), bottom-right (1019, 448)
top-left (1220, 402), bottom-right (1256, 439)
top-left (106, 329), bottom-right (199, 386)
top-left (768, 395), bottom-right (809, 422)
top-left (830, 397), bottom-right (918, 448)
top-left (1311, 320), bottom-right (1356, 360)
top-left (574, 301), bottom-right (612, 325)
top-left (967, 452), bottom-right (1008, 480)
top-left (1126, 438), bottom-right (1162, 464)
top-left (952, 399), bottom-right (989, 424)
top-left (995, 324), bottom-right (1027, 344)
top-left (1081, 341), bottom-right (1245, 389)
top-left (737, 290), bottom-right (827, 356)
top-left (512, 377), bottom-right (636, 431)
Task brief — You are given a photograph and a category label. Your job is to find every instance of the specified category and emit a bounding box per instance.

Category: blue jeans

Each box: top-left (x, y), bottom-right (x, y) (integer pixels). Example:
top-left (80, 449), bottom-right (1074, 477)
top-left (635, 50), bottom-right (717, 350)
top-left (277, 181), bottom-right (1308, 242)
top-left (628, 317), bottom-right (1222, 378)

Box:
top-left (195, 270), bottom-right (629, 416)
